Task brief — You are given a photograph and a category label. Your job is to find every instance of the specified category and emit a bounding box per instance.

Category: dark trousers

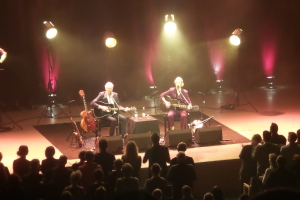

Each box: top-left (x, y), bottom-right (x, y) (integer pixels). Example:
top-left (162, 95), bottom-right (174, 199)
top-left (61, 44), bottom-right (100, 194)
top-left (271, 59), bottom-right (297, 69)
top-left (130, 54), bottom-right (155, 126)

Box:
top-left (167, 109), bottom-right (187, 129)
top-left (106, 114), bottom-right (127, 136)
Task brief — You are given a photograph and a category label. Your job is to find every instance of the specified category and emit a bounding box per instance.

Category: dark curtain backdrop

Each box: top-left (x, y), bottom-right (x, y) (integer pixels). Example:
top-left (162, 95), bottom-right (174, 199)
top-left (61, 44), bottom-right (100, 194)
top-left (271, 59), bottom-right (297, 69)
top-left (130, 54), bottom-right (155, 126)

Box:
top-left (1, 0), bottom-right (300, 109)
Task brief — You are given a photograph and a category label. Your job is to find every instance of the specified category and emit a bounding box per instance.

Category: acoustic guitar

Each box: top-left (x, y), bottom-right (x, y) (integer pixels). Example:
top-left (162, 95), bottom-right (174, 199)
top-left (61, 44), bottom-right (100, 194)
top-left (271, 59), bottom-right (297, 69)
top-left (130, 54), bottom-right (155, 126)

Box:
top-left (79, 90), bottom-right (96, 132)
top-left (93, 101), bottom-right (136, 118)
top-left (159, 95), bottom-right (199, 112)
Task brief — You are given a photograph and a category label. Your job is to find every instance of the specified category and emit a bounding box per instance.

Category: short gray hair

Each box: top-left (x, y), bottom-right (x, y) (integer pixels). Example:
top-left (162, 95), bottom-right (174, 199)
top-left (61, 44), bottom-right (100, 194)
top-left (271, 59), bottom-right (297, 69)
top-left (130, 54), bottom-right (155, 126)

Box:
top-left (105, 82), bottom-right (114, 88)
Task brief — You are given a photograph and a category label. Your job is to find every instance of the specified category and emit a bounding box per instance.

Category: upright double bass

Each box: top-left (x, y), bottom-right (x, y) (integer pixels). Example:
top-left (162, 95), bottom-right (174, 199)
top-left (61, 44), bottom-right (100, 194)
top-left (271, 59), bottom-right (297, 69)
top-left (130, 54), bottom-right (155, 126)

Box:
top-left (79, 90), bottom-right (96, 132)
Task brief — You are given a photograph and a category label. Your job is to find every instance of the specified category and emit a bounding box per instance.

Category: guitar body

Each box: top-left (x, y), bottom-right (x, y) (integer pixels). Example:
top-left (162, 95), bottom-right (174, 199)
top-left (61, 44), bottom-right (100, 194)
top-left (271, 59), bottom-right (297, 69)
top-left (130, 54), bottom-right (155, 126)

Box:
top-left (93, 101), bottom-right (137, 118)
top-left (80, 110), bottom-right (96, 132)
top-left (159, 96), bottom-right (181, 112)
top-left (93, 101), bottom-right (115, 118)
top-left (159, 95), bottom-right (200, 112)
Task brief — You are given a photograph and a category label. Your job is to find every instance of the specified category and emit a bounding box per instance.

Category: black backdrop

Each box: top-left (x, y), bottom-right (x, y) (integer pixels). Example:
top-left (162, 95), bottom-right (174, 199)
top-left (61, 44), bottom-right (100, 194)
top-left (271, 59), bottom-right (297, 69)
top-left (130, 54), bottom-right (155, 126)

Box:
top-left (1, 0), bottom-right (300, 109)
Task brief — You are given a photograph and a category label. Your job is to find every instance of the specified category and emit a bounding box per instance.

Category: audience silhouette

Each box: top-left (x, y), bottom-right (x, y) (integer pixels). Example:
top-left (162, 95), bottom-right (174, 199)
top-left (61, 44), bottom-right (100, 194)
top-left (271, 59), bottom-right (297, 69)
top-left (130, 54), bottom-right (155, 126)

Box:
top-left (239, 134), bottom-right (262, 190)
top-left (41, 146), bottom-right (59, 175)
top-left (121, 141), bottom-right (142, 180)
top-left (252, 131), bottom-right (280, 176)
top-left (143, 132), bottom-right (170, 178)
top-left (13, 145), bottom-right (30, 178)
top-left (94, 138), bottom-right (116, 179)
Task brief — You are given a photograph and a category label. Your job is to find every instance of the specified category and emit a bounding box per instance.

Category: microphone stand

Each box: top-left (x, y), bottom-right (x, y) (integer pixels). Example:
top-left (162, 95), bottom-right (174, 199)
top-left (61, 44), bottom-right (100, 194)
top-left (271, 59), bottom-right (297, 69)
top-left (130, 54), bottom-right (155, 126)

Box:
top-left (112, 97), bottom-right (120, 136)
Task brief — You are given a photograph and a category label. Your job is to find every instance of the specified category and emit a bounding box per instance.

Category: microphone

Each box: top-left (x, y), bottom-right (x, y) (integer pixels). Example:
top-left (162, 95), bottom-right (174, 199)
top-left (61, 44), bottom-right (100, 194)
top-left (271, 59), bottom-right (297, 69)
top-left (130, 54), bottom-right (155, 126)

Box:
top-left (68, 100), bottom-right (75, 104)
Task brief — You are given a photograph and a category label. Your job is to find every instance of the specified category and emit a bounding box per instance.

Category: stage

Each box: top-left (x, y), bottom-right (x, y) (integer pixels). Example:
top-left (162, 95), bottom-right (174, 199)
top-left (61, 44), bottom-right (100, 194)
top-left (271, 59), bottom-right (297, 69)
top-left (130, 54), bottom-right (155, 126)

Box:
top-left (1, 84), bottom-right (300, 198)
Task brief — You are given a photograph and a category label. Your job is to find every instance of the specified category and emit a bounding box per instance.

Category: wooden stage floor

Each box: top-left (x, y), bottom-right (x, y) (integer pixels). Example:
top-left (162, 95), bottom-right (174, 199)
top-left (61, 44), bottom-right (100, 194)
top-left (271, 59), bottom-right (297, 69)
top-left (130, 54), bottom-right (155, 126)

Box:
top-left (1, 84), bottom-right (299, 198)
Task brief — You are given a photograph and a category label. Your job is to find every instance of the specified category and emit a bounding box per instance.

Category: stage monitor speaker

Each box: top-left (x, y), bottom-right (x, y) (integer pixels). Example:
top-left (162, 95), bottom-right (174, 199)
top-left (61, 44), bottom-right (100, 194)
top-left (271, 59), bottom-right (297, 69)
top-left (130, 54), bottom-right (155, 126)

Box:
top-left (95, 135), bottom-right (123, 154)
top-left (124, 132), bottom-right (152, 151)
top-left (194, 126), bottom-right (222, 144)
top-left (164, 129), bottom-right (192, 147)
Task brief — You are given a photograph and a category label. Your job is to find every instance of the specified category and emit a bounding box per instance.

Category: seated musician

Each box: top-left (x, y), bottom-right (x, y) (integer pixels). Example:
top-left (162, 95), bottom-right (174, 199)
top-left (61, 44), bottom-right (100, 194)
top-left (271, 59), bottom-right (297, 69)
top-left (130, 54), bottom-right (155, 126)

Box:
top-left (90, 82), bottom-right (129, 137)
top-left (160, 77), bottom-right (192, 130)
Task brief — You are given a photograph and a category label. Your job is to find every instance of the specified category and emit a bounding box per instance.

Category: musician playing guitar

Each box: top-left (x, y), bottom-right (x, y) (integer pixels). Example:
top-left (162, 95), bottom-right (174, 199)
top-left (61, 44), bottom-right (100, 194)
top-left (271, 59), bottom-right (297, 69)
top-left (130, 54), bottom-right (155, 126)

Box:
top-left (160, 77), bottom-right (192, 130)
top-left (90, 82), bottom-right (130, 137)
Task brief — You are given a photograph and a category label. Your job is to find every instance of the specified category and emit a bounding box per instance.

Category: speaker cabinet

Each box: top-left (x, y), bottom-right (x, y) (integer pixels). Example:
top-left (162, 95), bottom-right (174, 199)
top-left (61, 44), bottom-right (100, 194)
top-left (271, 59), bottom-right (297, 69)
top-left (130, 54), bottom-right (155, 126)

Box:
top-left (95, 135), bottom-right (123, 154)
top-left (164, 129), bottom-right (192, 147)
top-left (124, 133), bottom-right (152, 151)
top-left (194, 126), bottom-right (222, 144)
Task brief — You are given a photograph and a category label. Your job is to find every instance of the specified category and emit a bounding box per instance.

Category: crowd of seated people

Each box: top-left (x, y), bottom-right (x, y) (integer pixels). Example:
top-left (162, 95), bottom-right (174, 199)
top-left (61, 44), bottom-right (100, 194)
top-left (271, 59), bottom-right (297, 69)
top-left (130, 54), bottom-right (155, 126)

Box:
top-left (1, 123), bottom-right (300, 200)
top-left (239, 123), bottom-right (300, 199)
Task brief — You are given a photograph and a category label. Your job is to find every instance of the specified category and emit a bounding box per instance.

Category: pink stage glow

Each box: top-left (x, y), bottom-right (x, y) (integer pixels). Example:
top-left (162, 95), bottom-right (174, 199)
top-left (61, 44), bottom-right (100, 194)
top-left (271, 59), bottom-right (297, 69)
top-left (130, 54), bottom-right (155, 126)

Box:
top-left (208, 41), bottom-right (225, 80)
top-left (260, 35), bottom-right (277, 77)
top-left (40, 45), bottom-right (60, 93)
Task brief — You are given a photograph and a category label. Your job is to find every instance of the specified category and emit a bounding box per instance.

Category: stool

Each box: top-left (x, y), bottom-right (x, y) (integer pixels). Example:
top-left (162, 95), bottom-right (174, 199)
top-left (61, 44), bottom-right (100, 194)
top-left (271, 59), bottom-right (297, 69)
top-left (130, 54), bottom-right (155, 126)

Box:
top-left (163, 112), bottom-right (190, 133)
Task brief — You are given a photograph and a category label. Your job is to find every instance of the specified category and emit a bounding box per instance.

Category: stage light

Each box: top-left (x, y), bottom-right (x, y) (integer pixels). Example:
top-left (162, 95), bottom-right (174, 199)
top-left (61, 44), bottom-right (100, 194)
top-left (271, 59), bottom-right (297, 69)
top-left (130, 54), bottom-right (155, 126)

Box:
top-left (216, 79), bottom-right (224, 92)
top-left (104, 31), bottom-right (117, 48)
top-left (164, 14), bottom-right (176, 34)
top-left (267, 76), bottom-right (276, 89)
top-left (230, 28), bottom-right (243, 46)
top-left (44, 21), bottom-right (57, 39)
top-left (0, 48), bottom-right (7, 63)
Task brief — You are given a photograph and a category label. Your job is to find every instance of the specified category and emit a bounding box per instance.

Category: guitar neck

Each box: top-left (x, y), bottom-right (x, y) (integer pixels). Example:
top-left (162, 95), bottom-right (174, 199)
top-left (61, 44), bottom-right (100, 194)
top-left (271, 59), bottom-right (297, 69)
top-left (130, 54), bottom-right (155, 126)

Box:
top-left (171, 104), bottom-right (187, 108)
top-left (82, 96), bottom-right (88, 113)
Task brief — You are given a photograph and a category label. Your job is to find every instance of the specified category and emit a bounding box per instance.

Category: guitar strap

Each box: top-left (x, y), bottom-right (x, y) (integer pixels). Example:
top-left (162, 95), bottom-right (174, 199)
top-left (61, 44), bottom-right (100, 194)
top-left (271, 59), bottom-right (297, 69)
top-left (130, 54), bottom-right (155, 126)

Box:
top-left (179, 90), bottom-right (191, 105)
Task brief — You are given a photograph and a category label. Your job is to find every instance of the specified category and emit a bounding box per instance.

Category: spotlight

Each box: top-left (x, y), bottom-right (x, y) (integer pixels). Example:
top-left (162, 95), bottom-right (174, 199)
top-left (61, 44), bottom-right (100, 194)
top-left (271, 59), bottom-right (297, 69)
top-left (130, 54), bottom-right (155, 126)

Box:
top-left (267, 76), bottom-right (276, 89)
top-left (164, 14), bottom-right (177, 34)
top-left (230, 28), bottom-right (243, 46)
top-left (0, 48), bottom-right (7, 63)
top-left (104, 31), bottom-right (117, 48)
top-left (44, 21), bottom-right (57, 39)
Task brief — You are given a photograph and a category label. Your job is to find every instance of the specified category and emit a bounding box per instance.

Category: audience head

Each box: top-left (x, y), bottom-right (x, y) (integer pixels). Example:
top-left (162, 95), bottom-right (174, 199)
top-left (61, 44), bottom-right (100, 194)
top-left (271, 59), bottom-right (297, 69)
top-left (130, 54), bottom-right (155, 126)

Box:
top-left (122, 163), bottom-right (133, 177)
top-left (288, 132), bottom-right (297, 144)
top-left (151, 132), bottom-right (160, 145)
top-left (152, 188), bottom-right (163, 200)
top-left (212, 186), bottom-right (224, 200)
top-left (94, 168), bottom-right (104, 181)
top-left (70, 170), bottom-right (82, 185)
top-left (269, 153), bottom-right (278, 170)
top-left (177, 151), bottom-right (186, 164)
top-left (58, 155), bottom-right (68, 166)
top-left (17, 145), bottom-right (28, 157)
top-left (85, 151), bottom-right (94, 162)
top-left (45, 146), bottom-right (55, 158)
top-left (263, 131), bottom-right (272, 142)
top-left (125, 141), bottom-right (139, 158)
top-left (203, 192), bottom-right (214, 200)
top-left (30, 159), bottom-right (40, 172)
top-left (177, 142), bottom-right (187, 152)
top-left (270, 123), bottom-right (278, 135)
top-left (151, 163), bottom-right (161, 176)
top-left (8, 173), bottom-right (22, 188)
top-left (95, 186), bottom-right (107, 199)
top-left (182, 185), bottom-right (193, 198)
top-left (78, 150), bottom-right (86, 161)
top-left (99, 138), bottom-right (108, 152)
top-left (61, 191), bottom-right (72, 200)
top-left (0, 152), bottom-right (2, 161)
top-left (251, 134), bottom-right (262, 145)
top-left (297, 129), bottom-right (300, 142)
top-left (239, 193), bottom-right (250, 200)
top-left (114, 158), bottom-right (123, 170)
top-left (276, 155), bottom-right (286, 168)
